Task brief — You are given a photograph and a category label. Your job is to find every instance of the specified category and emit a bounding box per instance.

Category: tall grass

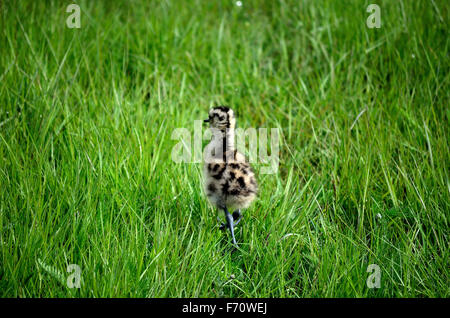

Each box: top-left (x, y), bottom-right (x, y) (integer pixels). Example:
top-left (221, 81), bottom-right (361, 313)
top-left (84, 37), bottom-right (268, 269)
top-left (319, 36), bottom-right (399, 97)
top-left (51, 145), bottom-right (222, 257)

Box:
top-left (0, 0), bottom-right (448, 297)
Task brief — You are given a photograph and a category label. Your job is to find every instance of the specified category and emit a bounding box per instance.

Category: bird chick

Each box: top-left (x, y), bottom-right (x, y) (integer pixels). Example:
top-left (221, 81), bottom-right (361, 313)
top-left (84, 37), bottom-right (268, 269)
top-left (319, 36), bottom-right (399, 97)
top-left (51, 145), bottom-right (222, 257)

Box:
top-left (203, 106), bottom-right (258, 248)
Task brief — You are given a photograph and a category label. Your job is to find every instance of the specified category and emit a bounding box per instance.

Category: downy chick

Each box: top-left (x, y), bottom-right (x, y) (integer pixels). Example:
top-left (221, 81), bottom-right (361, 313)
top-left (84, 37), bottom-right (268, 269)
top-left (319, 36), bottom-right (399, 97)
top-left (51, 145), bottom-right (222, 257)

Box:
top-left (203, 106), bottom-right (258, 248)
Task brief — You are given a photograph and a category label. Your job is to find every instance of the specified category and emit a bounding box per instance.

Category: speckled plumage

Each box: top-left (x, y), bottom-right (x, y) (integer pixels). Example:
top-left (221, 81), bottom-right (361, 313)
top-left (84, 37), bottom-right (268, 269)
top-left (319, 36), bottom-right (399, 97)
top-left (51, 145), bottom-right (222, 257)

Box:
top-left (204, 152), bottom-right (258, 211)
top-left (203, 106), bottom-right (258, 247)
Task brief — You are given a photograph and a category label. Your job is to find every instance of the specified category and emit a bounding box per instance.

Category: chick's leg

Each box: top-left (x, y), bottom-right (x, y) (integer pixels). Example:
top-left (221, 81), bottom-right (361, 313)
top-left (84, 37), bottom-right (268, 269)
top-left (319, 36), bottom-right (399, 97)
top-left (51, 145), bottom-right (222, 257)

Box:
top-left (224, 207), bottom-right (238, 247)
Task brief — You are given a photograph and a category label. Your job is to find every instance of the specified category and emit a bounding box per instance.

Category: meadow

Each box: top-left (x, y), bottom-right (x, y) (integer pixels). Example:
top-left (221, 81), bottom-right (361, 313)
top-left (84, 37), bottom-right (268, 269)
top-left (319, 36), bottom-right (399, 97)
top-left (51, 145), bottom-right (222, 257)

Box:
top-left (0, 0), bottom-right (448, 297)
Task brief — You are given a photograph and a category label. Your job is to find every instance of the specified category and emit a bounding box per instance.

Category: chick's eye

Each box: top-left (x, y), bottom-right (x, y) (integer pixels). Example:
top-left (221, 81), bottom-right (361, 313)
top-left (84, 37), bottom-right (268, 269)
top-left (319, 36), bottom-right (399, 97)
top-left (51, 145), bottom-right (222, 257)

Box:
top-left (219, 115), bottom-right (225, 121)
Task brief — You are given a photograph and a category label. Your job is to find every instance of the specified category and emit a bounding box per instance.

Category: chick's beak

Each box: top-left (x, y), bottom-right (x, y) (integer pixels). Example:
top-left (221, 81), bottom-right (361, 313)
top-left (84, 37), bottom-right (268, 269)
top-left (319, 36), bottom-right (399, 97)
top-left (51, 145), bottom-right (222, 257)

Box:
top-left (203, 119), bottom-right (210, 123)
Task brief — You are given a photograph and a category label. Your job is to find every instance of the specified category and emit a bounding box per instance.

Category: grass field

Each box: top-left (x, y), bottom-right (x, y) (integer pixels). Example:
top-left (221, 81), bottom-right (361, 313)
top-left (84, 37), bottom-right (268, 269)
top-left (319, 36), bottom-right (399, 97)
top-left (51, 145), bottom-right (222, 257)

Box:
top-left (0, 0), bottom-right (448, 297)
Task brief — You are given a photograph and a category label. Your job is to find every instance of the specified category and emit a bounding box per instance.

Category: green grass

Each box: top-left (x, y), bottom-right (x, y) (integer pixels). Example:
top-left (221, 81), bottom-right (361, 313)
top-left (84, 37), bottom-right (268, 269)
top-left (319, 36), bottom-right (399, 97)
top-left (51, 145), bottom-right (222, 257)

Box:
top-left (0, 0), bottom-right (448, 297)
